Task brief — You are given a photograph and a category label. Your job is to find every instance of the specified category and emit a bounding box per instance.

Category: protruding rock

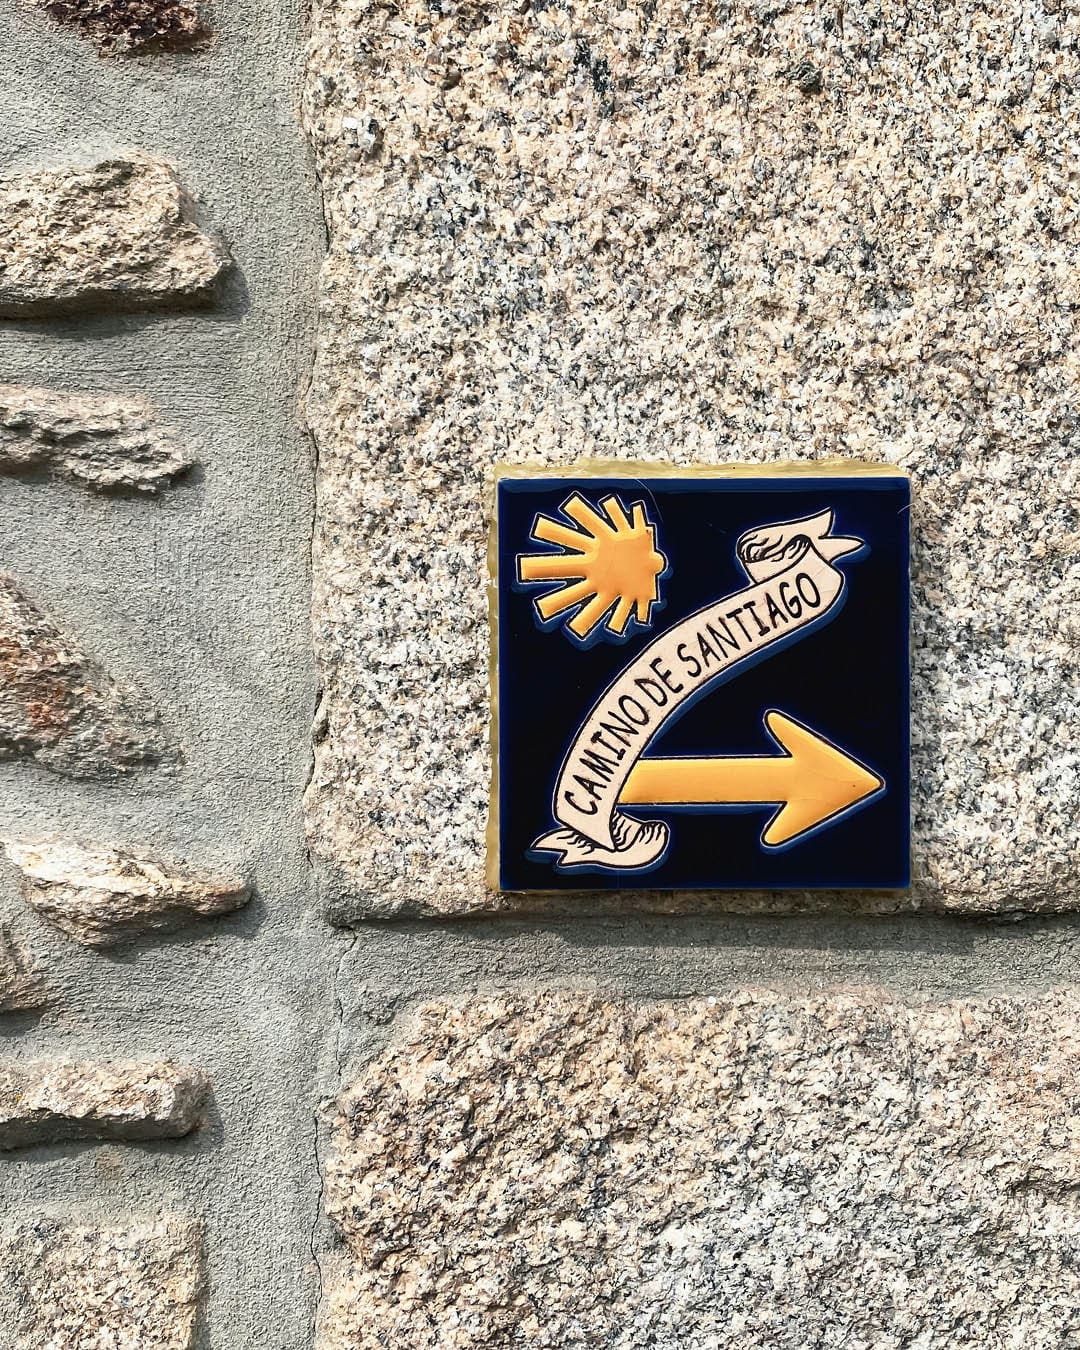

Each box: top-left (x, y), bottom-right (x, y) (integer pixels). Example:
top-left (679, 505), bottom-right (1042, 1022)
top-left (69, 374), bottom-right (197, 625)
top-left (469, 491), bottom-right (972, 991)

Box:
top-left (0, 1060), bottom-right (210, 1149)
top-left (3, 839), bottom-right (249, 946)
top-left (0, 156), bottom-right (229, 318)
top-left (0, 385), bottom-right (192, 492)
top-left (35, 0), bottom-right (207, 54)
top-left (0, 1217), bottom-right (203, 1348)
top-left (0, 926), bottom-right (47, 1013)
top-left (319, 991), bottom-right (1080, 1349)
top-left (0, 576), bottom-right (178, 780)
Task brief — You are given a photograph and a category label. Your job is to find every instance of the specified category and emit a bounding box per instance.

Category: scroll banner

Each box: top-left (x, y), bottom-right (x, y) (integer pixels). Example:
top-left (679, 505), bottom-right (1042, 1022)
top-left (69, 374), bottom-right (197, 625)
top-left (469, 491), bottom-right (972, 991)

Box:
top-left (531, 509), bottom-right (864, 870)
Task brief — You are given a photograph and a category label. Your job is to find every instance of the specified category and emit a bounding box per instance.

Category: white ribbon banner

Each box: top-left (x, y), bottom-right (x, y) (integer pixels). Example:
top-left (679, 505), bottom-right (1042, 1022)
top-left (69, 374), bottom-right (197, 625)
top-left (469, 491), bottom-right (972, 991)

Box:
top-left (531, 509), bottom-right (864, 870)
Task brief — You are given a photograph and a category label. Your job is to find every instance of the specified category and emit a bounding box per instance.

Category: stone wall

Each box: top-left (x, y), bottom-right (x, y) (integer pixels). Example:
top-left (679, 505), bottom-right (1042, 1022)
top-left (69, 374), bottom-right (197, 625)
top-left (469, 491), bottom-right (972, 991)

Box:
top-left (0, 0), bottom-right (325, 1342)
top-left (2, 0), bottom-right (1079, 1346)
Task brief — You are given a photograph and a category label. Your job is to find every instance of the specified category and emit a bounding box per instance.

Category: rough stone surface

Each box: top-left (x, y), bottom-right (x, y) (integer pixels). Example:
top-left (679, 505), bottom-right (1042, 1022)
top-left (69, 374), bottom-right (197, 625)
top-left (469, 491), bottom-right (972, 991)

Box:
top-left (320, 990), bottom-right (1080, 1349)
top-left (3, 838), bottom-right (249, 946)
top-left (0, 155), bottom-right (229, 318)
top-left (0, 384), bottom-right (192, 492)
top-left (0, 1060), bottom-right (210, 1149)
top-left (303, 0), bottom-right (1080, 917)
top-left (0, 574), bottom-right (178, 780)
top-left (34, 0), bottom-right (207, 53)
top-left (0, 925), bottom-right (46, 1014)
top-left (0, 1216), bottom-right (203, 1349)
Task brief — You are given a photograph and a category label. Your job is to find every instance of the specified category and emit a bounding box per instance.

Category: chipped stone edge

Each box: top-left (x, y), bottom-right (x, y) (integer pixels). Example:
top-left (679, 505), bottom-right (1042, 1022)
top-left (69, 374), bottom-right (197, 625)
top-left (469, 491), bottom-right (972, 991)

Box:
top-left (0, 1061), bottom-right (213, 1150)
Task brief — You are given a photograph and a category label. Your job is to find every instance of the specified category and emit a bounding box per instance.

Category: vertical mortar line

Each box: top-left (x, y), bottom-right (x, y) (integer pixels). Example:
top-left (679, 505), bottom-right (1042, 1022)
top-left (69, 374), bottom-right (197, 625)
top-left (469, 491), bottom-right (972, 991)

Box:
top-left (296, 5), bottom-right (342, 1330)
top-left (309, 925), bottom-right (357, 1344)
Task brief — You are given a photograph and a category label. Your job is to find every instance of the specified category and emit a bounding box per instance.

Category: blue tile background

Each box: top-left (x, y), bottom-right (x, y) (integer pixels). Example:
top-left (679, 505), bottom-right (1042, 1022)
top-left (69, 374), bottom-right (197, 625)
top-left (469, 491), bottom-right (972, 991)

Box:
top-left (496, 474), bottom-right (910, 892)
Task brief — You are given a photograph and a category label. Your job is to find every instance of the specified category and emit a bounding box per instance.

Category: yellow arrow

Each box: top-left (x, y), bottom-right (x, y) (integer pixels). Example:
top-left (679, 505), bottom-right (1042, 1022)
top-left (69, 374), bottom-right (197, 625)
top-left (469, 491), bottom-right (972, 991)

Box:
top-left (620, 710), bottom-right (884, 848)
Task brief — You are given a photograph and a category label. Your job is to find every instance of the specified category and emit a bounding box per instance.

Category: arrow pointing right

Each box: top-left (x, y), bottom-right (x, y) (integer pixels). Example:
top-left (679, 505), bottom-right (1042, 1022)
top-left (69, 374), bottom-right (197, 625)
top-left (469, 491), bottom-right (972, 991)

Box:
top-left (620, 709), bottom-right (884, 848)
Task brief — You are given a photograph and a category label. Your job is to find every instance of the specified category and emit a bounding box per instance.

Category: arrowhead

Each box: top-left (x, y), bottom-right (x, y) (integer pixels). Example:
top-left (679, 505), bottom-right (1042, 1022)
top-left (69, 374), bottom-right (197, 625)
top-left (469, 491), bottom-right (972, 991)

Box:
top-left (760, 710), bottom-right (884, 848)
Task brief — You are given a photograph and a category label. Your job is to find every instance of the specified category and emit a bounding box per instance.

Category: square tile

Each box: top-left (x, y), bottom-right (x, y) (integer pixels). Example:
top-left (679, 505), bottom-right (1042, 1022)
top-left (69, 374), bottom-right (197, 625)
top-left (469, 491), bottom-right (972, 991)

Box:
top-left (493, 466), bottom-right (910, 891)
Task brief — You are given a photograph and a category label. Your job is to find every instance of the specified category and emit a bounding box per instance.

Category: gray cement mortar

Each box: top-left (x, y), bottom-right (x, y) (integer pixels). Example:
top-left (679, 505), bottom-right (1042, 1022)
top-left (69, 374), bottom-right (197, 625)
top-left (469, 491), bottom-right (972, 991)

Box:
top-left (2, 3), bottom-right (1080, 1349)
top-left (0, 0), bottom-right (328, 1345)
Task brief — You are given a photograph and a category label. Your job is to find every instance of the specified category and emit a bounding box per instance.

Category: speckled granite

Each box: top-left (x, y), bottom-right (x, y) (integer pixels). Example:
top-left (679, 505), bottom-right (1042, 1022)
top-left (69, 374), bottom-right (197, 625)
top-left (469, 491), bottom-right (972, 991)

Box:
top-left (0, 1060), bottom-right (210, 1148)
top-left (0, 1217), bottom-right (203, 1349)
top-left (319, 990), bottom-right (1080, 1349)
top-left (303, 0), bottom-right (1080, 917)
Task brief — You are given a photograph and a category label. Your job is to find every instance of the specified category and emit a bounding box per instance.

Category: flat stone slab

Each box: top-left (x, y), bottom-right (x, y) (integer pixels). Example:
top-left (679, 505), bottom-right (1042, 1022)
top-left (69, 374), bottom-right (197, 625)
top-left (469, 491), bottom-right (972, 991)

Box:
top-left (0, 155), bottom-right (229, 318)
top-left (0, 574), bottom-right (179, 780)
top-left (0, 1216), bottom-right (203, 1349)
top-left (303, 0), bottom-right (1080, 917)
top-left (0, 384), bottom-right (192, 492)
top-left (0, 1060), bottom-right (210, 1149)
top-left (4, 838), bottom-right (250, 947)
top-left (319, 990), bottom-right (1080, 1349)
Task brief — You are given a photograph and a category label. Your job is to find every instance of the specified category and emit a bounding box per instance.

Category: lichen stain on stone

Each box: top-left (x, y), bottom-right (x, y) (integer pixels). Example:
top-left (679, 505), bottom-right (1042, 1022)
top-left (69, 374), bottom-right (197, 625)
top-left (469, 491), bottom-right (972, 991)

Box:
top-left (0, 574), bottom-right (180, 780)
top-left (35, 0), bottom-right (208, 54)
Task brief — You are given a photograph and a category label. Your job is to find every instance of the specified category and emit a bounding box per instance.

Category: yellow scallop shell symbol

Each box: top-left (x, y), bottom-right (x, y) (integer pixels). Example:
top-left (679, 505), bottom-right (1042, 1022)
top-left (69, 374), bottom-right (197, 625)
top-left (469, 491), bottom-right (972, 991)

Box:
top-left (517, 493), bottom-right (667, 641)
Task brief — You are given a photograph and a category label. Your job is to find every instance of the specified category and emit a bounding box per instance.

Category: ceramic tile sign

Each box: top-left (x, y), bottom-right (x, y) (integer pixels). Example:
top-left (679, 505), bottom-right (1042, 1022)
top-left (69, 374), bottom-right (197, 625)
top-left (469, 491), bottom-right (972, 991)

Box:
top-left (492, 465), bottom-right (910, 892)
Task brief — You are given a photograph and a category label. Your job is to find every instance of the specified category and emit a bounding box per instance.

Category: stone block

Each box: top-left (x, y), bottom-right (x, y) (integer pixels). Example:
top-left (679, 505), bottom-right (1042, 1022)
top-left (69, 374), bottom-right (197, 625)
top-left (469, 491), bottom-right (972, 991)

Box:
top-left (0, 1059), bottom-right (210, 1149)
top-left (33, 0), bottom-right (207, 54)
top-left (4, 838), bottom-right (250, 946)
top-left (0, 156), bottom-right (229, 318)
top-left (0, 575), bottom-right (179, 780)
top-left (302, 0), bottom-right (1080, 917)
top-left (319, 990), bottom-right (1080, 1349)
top-left (0, 925), bottom-right (46, 1013)
top-left (0, 1216), bottom-right (203, 1349)
top-left (0, 384), bottom-right (192, 492)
